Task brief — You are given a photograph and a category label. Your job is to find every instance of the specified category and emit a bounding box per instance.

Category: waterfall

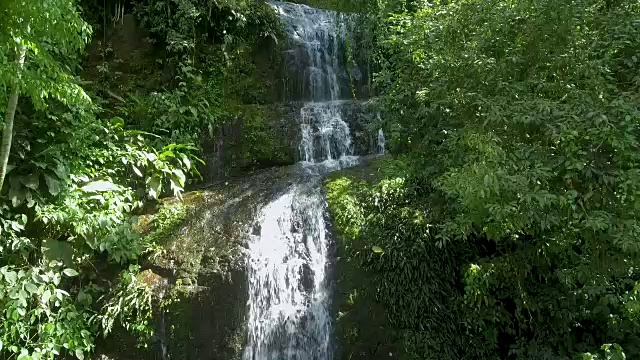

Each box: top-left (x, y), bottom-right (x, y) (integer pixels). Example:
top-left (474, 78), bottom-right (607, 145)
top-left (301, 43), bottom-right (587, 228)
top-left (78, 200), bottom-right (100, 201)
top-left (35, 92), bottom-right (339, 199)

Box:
top-left (271, 1), bottom-right (350, 101)
top-left (243, 2), bottom-right (356, 360)
top-left (271, 0), bottom-right (355, 165)
top-left (377, 128), bottom-right (386, 155)
top-left (243, 183), bottom-right (331, 360)
top-left (298, 101), bottom-right (354, 164)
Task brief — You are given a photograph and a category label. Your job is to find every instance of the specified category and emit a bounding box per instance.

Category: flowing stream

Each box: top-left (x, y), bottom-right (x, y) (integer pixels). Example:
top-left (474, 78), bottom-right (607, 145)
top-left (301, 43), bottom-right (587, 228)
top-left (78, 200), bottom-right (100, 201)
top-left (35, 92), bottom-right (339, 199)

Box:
top-left (242, 2), bottom-right (357, 359)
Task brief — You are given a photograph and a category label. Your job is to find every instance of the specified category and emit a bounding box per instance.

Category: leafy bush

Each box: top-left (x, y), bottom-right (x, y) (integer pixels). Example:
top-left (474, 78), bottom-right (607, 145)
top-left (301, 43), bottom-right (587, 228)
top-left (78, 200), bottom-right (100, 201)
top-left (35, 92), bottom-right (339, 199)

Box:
top-left (327, 172), bottom-right (478, 359)
top-left (1, 0), bottom-right (284, 356)
top-left (95, 265), bottom-right (155, 345)
top-left (329, 0), bottom-right (640, 358)
top-left (0, 1), bottom-right (201, 359)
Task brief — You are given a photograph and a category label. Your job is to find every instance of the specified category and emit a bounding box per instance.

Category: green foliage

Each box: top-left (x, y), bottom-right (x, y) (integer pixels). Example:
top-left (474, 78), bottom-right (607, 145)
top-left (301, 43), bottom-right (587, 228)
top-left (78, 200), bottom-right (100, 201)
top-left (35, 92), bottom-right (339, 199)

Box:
top-left (1, 0), bottom-right (283, 356)
top-left (229, 106), bottom-right (294, 170)
top-left (582, 344), bottom-right (626, 360)
top-left (327, 169), bottom-right (474, 359)
top-left (0, 1), bottom-right (203, 359)
top-left (125, 78), bottom-right (222, 147)
top-left (87, 0), bottom-right (287, 176)
top-left (132, 0), bottom-right (283, 49)
top-left (0, 0), bottom-right (91, 110)
top-left (0, 261), bottom-right (94, 360)
top-left (95, 265), bottom-right (155, 345)
top-left (330, 0), bottom-right (640, 358)
top-left (0, 107), bottom-right (197, 359)
top-left (143, 203), bottom-right (187, 248)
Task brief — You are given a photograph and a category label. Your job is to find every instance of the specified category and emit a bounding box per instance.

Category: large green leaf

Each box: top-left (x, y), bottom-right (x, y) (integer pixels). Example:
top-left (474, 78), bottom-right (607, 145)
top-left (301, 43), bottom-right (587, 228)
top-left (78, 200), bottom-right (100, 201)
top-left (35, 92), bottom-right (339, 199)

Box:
top-left (172, 169), bottom-right (186, 187)
top-left (147, 176), bottom-right (162, 199)
top-left (41, 290), bottom-right (52, 304)
top-left (179, 153), bottom-right (191, 170)
top-left (20, 174), bottom-right (40, 190)
top-left (25, 282), bottom-right (38, 294)
top-left (17, 352), bottom-right (32, 360)
top-left (43, 173), bottom-right (61, 196)
top-left (63, 268), bottom-right (79, 277)
top-left (3, 270), bottom-right (17, 284)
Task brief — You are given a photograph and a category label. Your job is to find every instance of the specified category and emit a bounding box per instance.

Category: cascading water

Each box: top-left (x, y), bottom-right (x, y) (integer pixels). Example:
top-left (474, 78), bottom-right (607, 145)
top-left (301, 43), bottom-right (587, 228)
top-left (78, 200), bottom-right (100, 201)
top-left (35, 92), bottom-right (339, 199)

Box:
top-left (243, 2), bottom-right (358, 360)
top-left (377, 128), bottom-right (386, 155)
top-left (243, 182), bottom-right (332, 360)
top-left (271, 1), bottom-right (350, 101)
top-left (272, 0), bottom-right (355, 165)
top-left (299, 101), bottom-right (354, 163)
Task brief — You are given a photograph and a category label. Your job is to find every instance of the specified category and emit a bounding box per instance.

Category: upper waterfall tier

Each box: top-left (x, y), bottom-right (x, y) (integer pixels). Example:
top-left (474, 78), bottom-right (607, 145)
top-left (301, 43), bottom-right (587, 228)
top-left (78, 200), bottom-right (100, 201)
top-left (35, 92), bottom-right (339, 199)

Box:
top-left (270, 1), bottom-right (352, 102)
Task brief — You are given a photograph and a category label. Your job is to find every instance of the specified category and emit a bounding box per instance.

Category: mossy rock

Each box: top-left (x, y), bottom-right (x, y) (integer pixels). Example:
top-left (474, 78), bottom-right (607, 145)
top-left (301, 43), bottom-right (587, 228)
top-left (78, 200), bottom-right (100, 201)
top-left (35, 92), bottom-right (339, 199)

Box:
top-left (201, 100), bottom-right (383, 182)
top-left (96, 166), bottom-right (297, 360)
top-left (324, 157), bottom-right (405, 360)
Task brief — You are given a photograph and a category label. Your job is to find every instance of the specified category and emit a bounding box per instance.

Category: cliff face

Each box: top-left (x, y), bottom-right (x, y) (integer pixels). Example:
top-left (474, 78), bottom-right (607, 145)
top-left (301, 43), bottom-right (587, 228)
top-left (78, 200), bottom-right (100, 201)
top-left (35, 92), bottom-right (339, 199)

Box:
top-left (84, 5), bottom-right (375, 184)
top-left (91, 3), bottom-right (382, 358)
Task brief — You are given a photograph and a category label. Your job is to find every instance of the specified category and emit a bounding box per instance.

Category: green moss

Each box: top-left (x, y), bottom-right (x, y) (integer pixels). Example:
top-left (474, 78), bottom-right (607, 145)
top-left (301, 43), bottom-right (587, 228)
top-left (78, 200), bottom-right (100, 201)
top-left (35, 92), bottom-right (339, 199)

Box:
top-left (145, 189), bottom-right (237, 283)
top-left (235, 105), bottom-right (296, 169)
top-left (325, 156), bottom-right (387, 184)
top-left (144, 203), bottom-right (187, 248)
top-left (99, 177), bottom-right (263, 358)
top-left (325, 159), bottom-right (405, 359)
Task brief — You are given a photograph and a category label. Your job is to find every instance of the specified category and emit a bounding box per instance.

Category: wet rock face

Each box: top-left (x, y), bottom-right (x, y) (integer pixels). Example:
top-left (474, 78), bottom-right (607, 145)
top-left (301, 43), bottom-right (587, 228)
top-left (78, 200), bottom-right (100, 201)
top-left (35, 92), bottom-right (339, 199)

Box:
top-left (201, 100), bottom-right (380, 183)
top-left (161, 168), bottom-right (303, 360)
top-left (200, 1), bottom-right (376, 183)
top-left (95, 167), bottom-right (299, 360)
top-left (163, 270), bottom-right (248, 360)
top-left (201, 103), bottom-right (300, 183)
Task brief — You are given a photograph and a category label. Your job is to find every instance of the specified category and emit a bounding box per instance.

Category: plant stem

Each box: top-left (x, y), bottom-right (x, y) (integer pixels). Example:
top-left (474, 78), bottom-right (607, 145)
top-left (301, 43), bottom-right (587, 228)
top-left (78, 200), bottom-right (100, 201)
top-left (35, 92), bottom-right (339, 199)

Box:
top-left (0, 44), bottom-right (27, 192)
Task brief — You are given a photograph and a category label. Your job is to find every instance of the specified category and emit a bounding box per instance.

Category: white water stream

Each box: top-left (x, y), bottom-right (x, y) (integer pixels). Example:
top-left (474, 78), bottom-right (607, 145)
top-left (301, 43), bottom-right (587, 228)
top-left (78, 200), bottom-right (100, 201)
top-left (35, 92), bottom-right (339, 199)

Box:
top-left (377, 128), bottom-right (386, 155)
top-left (242, 2), bottom-right (356, 359)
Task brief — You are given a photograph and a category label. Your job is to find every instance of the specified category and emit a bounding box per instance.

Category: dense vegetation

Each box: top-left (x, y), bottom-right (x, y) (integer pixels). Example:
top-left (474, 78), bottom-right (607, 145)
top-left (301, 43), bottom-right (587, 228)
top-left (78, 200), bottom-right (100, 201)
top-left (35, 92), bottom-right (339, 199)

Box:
top-left (328, 0), bottom-right (640, 359)
top-left (2, 0), bottom-right (640, 359)
top-left (0, 0), bottom-right (280, 358)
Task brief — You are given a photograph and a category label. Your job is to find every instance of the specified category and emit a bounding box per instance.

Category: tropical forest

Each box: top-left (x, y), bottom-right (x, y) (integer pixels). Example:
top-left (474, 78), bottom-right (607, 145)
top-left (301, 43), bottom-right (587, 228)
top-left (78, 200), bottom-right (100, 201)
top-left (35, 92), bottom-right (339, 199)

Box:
top-left (1, 0), bottom-right (639, 359)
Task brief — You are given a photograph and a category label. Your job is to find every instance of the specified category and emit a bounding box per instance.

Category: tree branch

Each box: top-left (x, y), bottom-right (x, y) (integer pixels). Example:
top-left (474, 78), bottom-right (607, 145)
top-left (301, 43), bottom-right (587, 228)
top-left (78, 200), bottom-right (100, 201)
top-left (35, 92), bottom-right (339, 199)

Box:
top-left (0, 44), bottom-right (27, 192)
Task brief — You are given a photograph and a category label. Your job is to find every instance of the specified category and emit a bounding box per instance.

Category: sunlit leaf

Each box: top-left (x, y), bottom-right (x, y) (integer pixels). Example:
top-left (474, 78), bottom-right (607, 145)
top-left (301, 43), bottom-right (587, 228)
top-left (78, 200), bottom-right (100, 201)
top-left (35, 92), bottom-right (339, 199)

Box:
top-left (25, 283), bottom-right (38, 294)
top-left (132, 165), bottom-right (143, 177)
top-left (63, 268), bottom-right (79, 277)
top-left (172, 169), bottom-right (186, 187)
top-left (81, 180), bottom-right (121, 192)
top-left (4, 270), bottom-right (17, 284)
top-left (148, 176), bottom-right (162, 199)
top-left (42, 290), bottom-right (52, 304)
top-left (180, 153), bottom-right (191, 170)
top-left (17, 352), bottom-right (32, 360)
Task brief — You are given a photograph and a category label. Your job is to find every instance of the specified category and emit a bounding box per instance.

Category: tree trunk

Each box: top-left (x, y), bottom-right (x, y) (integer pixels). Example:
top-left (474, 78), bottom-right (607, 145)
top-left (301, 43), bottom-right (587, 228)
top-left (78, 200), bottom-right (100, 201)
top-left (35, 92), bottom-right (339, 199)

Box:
top-left (0, 45), bottom-right (27, 192)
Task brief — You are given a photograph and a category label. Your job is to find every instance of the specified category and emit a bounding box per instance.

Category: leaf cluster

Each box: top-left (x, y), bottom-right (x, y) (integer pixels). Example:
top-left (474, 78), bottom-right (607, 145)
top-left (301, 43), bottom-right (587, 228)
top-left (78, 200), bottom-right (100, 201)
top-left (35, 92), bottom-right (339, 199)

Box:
top-left (330, 0), bottom-right (640, 358)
